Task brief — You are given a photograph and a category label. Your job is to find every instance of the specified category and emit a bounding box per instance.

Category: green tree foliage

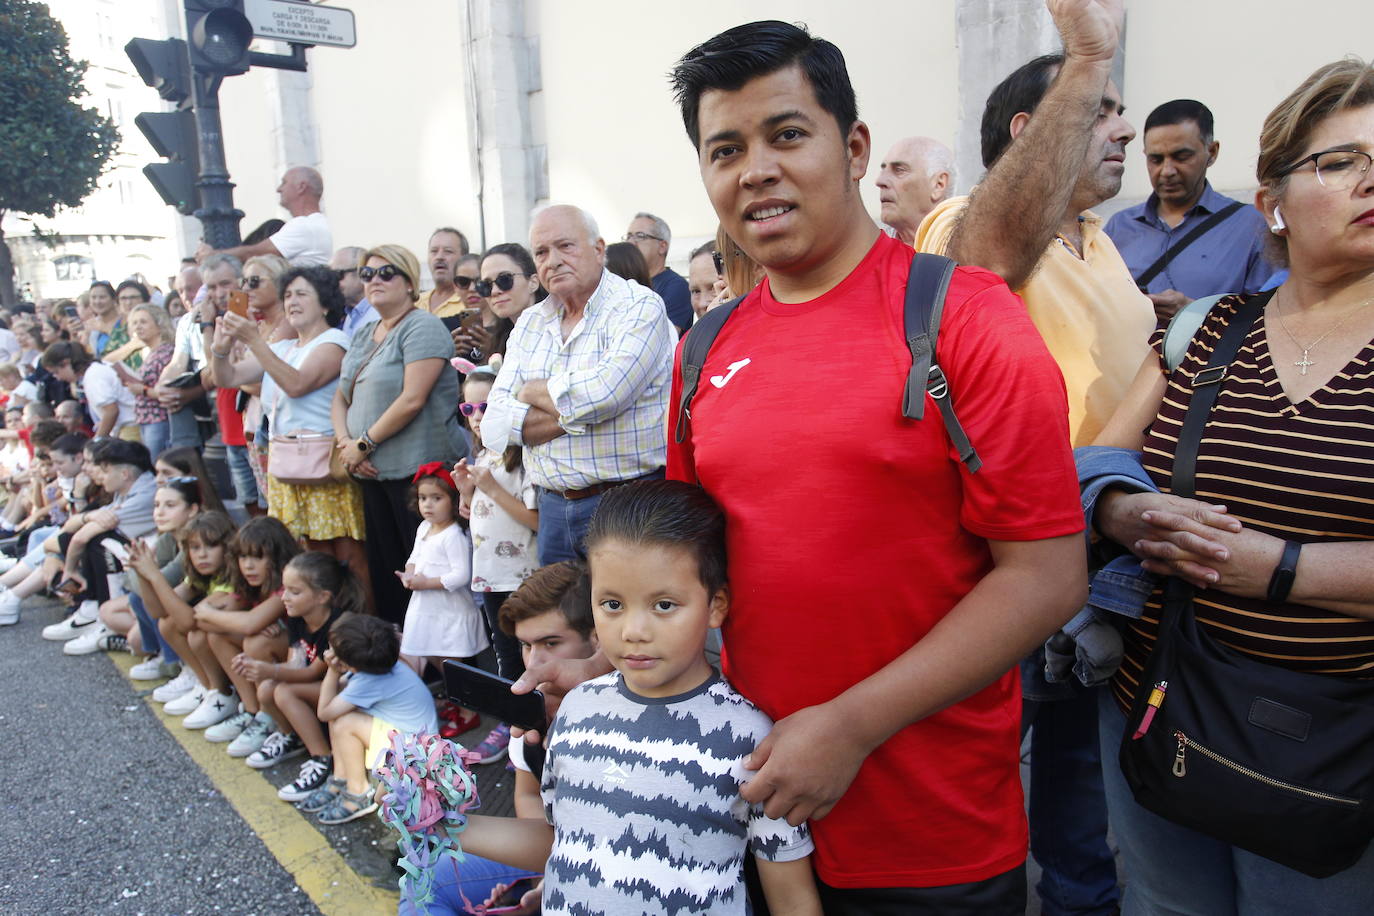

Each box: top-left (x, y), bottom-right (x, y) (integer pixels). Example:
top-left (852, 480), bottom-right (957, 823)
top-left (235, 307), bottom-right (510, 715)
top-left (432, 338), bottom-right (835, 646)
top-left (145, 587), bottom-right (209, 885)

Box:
top-left (0, 0), bottom-right (119, 304)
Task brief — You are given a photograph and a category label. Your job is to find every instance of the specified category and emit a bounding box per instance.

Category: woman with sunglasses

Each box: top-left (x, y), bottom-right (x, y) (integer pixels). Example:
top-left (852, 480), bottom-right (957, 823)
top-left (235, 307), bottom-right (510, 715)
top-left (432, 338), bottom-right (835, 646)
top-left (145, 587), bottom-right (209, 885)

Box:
top-left (330, 244), bottom-right (460, 624)
top-left (472, 243), bottom-right (542, 363)
top-left (1089, 60), bottom-right (1374, 913)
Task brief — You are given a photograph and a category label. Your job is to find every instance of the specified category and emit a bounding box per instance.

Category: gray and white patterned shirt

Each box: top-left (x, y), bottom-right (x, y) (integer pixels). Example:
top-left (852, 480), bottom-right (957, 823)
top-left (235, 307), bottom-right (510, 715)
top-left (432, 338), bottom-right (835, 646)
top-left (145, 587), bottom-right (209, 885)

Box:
top-left (541, 671), bottom-right (813, 915)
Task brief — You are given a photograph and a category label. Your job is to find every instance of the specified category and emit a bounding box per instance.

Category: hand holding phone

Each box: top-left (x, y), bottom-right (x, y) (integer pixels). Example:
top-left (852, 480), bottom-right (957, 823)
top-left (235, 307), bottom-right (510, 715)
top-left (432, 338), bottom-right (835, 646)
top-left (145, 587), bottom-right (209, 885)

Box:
top-left (228, 289), bottom-right (250, 318)
top-left (442, 661), bottom-right (547, 733)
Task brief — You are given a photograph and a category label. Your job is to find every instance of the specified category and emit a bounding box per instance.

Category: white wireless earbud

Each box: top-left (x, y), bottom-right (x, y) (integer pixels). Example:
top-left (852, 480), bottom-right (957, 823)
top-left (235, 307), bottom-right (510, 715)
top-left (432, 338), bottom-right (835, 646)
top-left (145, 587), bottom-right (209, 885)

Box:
top-left (1270, 205), bottom-right (1286, 234)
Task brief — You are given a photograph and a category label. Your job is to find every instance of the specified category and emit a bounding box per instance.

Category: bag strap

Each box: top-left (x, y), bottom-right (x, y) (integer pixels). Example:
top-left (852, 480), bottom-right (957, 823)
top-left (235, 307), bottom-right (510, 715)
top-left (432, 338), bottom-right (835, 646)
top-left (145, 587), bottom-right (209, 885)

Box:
top-left (673, 296), bottom-right (744, 444)
top-left (340, 310), bottom-right (415, 406)
top-left (1163, 294), bottom-right (1226, 372)
top-left (1134, 201), bottom-right (1245, 288)
top-left (903, 253), bottom-right (982, 472)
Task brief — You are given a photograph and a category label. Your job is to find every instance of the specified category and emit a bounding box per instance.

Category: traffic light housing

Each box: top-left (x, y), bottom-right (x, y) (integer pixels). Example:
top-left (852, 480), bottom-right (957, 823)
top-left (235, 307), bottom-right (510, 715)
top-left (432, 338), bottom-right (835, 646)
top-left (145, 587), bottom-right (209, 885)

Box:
top-left (186, 0), bottom-right (253, 77)
top-left (124, 37), bottom-right (193, 109)
top-left (135, 111), bottom-right (201, 215)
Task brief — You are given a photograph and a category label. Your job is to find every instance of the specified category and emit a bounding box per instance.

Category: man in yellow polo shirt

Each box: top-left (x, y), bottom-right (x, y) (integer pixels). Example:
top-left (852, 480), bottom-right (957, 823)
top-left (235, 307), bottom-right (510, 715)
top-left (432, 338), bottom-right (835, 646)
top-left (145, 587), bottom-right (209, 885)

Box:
top-left (419, 226), bottom-right (476, 318)
top-left (917, 55), bottom-right (1155, 448)
top-left (915, 49), bottom-right (1155, 916)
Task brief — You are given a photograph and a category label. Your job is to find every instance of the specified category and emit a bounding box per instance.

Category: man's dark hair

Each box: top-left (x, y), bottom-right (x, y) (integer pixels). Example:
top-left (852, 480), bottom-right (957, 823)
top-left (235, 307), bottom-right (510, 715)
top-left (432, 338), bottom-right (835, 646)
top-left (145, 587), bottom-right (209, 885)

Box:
top-left (115, 279), bottom-right (150, 303)
top-left (91, 437), bottom-right (152, 473)
top-left (431, 226), bottom-right (470, 256)
top-left (329, 614), bottom-right (400, 675)
top-left (690, 239), bottom-right (718, 260)
top-left (585, 480), bottom-right (728, 595)
top-left (671, 20), bottom-right (858, 150)
top-left (278, 265), bottom-right (347, 328)
top-left (41, 340), bottom-right (94, 374)
top-left (30, 419), bottom-right (66, 451)
top-left (52, 432), bottom-right (90, 456)
top-left (498, 561), bottom-right (594, 639)
top-left (1144, 99), bottom-right (1215, 145)
top-left (980, 53), bottom-right (1065, 169)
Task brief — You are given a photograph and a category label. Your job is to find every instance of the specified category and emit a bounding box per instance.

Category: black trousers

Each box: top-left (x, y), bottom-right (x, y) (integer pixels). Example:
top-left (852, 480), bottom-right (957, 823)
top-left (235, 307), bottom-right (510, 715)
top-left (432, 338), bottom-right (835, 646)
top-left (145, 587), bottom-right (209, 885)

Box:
top-left (57, 529), bottom-right (130, 604)
top-left (479, 591), bottom-right (525, 681)
top-left (358, 477), bottom-right (421, 626)
top-left (815, 862), bottom-right (1027, 916)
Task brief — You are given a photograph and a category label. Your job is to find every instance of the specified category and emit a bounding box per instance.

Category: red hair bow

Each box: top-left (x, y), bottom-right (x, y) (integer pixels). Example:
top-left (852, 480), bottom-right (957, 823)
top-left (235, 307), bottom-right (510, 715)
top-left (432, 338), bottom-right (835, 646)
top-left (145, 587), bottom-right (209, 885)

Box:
top-left (412, 461), bottom-right (451, 484)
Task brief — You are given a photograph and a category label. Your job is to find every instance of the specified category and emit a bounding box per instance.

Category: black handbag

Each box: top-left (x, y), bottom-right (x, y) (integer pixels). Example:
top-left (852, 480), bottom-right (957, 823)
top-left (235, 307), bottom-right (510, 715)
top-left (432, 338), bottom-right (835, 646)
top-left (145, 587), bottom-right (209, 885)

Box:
top-left (1119, 293), bottom-right (1374, 878)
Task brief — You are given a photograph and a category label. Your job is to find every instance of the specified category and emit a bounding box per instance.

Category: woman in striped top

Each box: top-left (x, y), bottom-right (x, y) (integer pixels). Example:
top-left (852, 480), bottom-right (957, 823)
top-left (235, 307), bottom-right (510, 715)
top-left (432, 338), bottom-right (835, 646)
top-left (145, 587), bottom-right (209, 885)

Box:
top-left (1090, 60), bottom-right (1374, 914)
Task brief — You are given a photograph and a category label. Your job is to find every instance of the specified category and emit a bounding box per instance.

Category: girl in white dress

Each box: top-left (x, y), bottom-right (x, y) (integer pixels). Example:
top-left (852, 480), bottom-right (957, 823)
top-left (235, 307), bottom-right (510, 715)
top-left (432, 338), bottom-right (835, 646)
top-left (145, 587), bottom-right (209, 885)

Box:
top-left (397, 463), bottom-right (488, 735)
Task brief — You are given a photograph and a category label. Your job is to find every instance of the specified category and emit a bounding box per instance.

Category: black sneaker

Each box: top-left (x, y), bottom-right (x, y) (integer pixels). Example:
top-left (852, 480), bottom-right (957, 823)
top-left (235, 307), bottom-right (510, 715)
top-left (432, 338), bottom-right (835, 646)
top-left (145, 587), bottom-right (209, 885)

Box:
top-left (277, 754), bottom-right (334, 801)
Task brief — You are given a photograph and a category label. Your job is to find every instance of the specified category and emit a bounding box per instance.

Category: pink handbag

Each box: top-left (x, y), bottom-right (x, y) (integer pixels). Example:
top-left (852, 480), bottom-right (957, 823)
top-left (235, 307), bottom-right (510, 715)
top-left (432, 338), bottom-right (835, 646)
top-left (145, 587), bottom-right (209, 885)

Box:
top-left (267, 431), bottom-right (336, 485)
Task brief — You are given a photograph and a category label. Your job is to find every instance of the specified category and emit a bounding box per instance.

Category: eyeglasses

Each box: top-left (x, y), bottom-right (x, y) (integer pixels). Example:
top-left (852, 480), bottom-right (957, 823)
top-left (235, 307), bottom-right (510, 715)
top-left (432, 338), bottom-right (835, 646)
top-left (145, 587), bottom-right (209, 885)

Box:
top-left (458, 401), bottom-right (487, 417)
top-left (241, 276), bottom-right (267, 289)
top-left (1280, 149), bottom-right (1373, 191)
top-left (455, 275), bottom-right (477, 290)
top-left (624, 231), bottom-right (663, 244)
top-left (358, 264), bottom-right (405, 282)
top-left (334, 268), bottom-right (356, 281)
top-left (475, 272), bottom-right (529, 298)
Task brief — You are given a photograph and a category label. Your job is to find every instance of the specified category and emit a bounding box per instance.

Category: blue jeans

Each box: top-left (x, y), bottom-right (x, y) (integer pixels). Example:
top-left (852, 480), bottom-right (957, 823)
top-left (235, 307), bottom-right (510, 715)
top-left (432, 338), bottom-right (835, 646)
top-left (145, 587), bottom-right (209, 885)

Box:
top-left (140, 419), bottom-right (170, 461)
top-left (1098, 689), bottom-right (1374, 915)
top-left (225, 443), bottom-right (260, 507)
top-left (396, 854), bottom-right (538, 916)
top-left (129, 591), bottom-right (179, 663)
top-left (1023, 689), bottom-right (1119, 916)
top-left (536, 489), bottom-right (603, 564)
top-left (167, 406), bottom-right (201, 449)
top-left (22, 525), bottom-right (58, 568)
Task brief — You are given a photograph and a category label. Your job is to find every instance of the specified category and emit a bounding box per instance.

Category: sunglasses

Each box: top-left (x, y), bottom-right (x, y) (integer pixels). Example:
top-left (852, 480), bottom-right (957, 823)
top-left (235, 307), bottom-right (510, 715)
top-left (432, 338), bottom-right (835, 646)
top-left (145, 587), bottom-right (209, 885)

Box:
top-left (455, 275), bottom-right (477, 290)
top-left (241, 276), bottom-right (267, 289)
top-left (712, 251), bottom-right (725, 276)
top-left (458, 401), bottom-right (487, 417)
top-left (475, 272), bottom-right (528, 298)
top-left (358, 264), bottom-right (405, 282)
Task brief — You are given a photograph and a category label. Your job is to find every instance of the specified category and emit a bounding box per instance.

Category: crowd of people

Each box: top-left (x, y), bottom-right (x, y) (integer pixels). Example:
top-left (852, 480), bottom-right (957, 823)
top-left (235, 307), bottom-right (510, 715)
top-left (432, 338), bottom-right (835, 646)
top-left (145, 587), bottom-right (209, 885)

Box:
top-left (3, 2), bottom-right (1374, 914)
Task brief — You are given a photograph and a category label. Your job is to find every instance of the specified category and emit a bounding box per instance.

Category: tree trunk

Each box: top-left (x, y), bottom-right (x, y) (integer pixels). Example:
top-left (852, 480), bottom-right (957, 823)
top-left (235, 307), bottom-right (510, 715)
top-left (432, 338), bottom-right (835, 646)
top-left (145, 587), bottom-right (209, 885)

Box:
top-left (0, 216), bottom-right (16, 307)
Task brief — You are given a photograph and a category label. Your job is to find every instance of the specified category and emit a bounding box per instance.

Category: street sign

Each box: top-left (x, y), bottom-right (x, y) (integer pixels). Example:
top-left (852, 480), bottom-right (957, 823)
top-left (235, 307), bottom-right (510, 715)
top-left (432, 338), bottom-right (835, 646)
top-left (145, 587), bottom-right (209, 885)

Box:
top-left (243, 0), bottom-right (356, 48)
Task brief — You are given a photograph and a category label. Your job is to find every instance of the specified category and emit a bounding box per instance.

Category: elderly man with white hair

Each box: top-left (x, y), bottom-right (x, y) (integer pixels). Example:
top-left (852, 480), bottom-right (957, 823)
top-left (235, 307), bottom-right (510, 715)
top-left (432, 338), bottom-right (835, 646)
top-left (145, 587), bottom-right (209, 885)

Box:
top-left (196, 166), bottom-right (333, 267)
top-left (875, 136), bottom-right (955, 245)
top-left (481, 204), bottom-right (675, 563)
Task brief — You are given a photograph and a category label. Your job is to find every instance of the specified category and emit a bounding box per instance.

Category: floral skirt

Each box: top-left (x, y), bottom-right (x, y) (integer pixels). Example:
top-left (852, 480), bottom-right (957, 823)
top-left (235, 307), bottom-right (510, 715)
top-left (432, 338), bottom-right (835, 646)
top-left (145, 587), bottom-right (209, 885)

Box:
top-left (267, 474), bottom-right (366, 542)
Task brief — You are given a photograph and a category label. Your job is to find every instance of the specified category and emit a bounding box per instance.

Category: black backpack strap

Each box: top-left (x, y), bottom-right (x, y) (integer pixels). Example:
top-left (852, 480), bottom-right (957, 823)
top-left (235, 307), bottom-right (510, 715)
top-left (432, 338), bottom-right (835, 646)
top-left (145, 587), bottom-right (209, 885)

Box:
top-left (673, 296), bottom-right (744, 445)
top-left (903, 253), bottom-right (982, 473)
top-left (1134, 201), bottom-right (1245, 288)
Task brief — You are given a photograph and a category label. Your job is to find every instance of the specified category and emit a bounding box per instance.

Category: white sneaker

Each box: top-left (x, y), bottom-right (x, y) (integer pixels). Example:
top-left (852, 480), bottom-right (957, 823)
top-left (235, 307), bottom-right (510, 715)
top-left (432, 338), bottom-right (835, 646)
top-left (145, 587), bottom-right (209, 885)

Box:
top-left (152, 668), bottom-right (198, 703)
top-left (205, 708), bottom-right (253, 743)
top-left (163, 683), bottom-right (207, 716)
top-left (183, 689), bottom-right (237, 729)
top-left (227, 712), bottom-right (276, 758)
top-left (0, 591), bottom-right (18, 626)
top-left (41, 612), bottom-right (99, 642)
top-left (62, 623), bottom-right (112, 656)
top-left (0, 555), bottom-right (18, 573)
top-left (130, 655), bottom-right (171, 681)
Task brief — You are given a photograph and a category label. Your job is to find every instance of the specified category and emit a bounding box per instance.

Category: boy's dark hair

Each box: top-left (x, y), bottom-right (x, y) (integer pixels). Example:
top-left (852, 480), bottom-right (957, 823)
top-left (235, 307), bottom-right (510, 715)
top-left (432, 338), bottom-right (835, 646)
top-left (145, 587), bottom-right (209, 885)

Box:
top-left (228, 515), bottom-right (301, 601)
top-left (584, 480), bottom-right (728, 595)
top-left (1144, 98), bottom-right (1215, 145)
top-left (498, 561), bottom-right (593, 638)
top-left (670, 20), bottom-right (858, 150)
top-left (51, 432), bottom-right (90, 456)
top-left (31, 419), bottom-right (67, 451)
top-left (41, 340), bottom-right (94, 374)
top-left (278, 265), bottom-right (347, 329)
top-left (980, 53), bottom-right (1065, 169)
top-left (179, 511), bottom-right (236, 593)
top-left (329, 614), bottom-right (400, 674)
top-left (92, 437), bottom-right (152, 473)
top-left (285, 551), bottom-right (368, 617)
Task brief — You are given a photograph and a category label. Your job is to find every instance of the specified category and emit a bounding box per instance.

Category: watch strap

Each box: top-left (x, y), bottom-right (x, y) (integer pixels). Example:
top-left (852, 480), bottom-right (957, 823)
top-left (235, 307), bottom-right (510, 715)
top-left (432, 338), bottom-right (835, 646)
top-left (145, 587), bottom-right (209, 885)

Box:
top-left (1266, 540), bottom-right (1302, 604)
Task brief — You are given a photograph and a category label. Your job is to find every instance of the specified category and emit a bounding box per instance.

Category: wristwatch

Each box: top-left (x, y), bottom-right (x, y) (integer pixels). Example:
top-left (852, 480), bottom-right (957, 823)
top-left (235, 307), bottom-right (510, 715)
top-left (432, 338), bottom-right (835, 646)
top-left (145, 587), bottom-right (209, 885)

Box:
top-left (1266, 540), bottom-right (1302, 603)
top-left (357, 431), bottom-right (377, 453)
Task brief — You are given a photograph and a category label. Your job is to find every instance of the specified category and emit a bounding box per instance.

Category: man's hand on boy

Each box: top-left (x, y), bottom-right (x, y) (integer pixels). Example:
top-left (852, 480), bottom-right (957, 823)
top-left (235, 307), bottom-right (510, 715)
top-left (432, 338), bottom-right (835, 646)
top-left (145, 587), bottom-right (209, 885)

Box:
top-left (741, 700), bottom-right (874, 826)
top-left (510, 653), bottom-right (614, 744)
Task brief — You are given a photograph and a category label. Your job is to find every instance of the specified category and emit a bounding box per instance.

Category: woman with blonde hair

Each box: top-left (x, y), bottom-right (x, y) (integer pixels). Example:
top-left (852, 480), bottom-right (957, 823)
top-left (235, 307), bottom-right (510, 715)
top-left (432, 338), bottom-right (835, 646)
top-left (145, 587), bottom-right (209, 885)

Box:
top-left (331, 244), bottom-right (459, 621)
top-left (119, 303), bottom-right (177, 457)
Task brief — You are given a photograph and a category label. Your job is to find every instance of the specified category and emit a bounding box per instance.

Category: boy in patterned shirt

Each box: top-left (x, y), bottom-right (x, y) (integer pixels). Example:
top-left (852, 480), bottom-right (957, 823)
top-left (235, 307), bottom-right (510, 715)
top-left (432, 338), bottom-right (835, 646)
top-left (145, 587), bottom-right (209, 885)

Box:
top-left (460, 480), bottom-right (819, 915)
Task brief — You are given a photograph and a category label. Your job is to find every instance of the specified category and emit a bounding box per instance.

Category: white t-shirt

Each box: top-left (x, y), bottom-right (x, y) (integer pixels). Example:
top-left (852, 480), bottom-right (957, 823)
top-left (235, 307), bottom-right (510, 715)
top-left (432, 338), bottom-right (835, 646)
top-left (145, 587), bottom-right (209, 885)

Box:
top-left (271, 212), bottom-right (332, 267)
top-left (0, 327), bottom-right (20, 364)
top-left (81, 361), bottom-right (137, 429)
top-left (172, 310), bottom-right (207, 369)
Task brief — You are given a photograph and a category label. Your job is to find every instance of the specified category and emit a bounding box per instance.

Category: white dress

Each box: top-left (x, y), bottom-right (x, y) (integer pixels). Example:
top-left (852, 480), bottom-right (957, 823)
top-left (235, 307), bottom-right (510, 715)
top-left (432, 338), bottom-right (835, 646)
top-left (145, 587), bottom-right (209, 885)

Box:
top-left (399, 520), bottom-right (489, 658)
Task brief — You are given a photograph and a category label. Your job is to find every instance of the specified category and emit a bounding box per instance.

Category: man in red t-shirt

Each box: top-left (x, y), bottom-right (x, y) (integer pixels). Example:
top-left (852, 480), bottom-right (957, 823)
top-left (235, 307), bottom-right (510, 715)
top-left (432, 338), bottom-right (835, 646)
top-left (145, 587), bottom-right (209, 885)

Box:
top-left (655, 5), bottom-right (1122, 911)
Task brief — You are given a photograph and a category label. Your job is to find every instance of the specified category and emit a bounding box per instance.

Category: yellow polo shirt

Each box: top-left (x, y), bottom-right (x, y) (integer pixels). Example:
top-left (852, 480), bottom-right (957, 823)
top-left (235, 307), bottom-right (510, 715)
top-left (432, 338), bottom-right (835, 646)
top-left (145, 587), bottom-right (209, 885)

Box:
top-left (419, 287), bottom-right (467, 318)
top-left (915, 196), bottom-right (1156, 446)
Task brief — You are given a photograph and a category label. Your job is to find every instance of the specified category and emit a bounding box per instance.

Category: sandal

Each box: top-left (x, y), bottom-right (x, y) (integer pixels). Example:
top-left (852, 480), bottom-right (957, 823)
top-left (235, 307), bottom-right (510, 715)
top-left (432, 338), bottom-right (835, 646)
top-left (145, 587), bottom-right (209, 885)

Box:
top-left (316, 787), bottom-right (378, 825)
top-left (297, 777), bottom-right (345, 814)
top-left (440, 709), bottom-right (481, 739)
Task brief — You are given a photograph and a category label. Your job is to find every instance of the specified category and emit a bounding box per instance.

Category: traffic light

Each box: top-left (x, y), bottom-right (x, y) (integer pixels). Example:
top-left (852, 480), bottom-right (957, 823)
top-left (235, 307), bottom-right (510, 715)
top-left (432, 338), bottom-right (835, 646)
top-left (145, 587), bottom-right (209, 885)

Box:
top-left (135, 110), bottom-right (201, 215)
top-left (186, 0), bottom-right (253, 77)
top-left (125, 37), bottom-right (193, 109)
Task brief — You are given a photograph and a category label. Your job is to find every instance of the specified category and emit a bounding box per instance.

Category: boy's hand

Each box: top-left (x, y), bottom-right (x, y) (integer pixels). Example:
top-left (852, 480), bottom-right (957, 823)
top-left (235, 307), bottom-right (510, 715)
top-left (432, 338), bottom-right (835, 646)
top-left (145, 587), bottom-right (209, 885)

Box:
top-left (740, 700), bottom-right (872, 826)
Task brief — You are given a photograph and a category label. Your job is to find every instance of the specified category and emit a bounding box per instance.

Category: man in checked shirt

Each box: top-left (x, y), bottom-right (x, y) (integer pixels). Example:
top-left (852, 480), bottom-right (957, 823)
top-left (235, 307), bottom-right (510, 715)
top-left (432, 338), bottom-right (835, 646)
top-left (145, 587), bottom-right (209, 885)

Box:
top-left (481, 204), bottom-right (675, 563)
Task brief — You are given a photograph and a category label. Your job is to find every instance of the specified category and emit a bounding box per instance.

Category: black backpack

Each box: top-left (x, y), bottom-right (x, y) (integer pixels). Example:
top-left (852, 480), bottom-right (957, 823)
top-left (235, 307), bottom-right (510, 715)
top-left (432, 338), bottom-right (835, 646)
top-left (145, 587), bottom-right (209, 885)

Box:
top-left (673, 252), bottom-right (982, 473)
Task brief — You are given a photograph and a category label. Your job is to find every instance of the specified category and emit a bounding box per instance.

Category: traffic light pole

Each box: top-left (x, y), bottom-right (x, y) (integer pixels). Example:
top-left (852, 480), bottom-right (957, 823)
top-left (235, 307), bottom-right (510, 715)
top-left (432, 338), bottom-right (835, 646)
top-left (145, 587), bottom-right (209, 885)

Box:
top-left (189, 72), bottom-right (244, 250)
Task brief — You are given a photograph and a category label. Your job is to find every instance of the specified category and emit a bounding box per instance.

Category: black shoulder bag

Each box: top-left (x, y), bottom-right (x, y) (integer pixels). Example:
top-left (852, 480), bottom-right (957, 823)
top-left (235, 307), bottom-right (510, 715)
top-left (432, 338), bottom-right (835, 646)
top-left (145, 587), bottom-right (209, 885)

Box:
top-left (1120, 292), bottom-right (1374, 878)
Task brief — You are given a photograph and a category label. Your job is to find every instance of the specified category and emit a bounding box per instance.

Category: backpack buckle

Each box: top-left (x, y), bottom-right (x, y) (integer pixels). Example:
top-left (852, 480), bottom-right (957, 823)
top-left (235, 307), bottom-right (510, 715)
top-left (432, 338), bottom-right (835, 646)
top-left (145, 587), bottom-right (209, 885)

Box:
top-left (1192, 366), bottom-right (1227, 387)
top-left (926, 365), bottom-right (949, 400)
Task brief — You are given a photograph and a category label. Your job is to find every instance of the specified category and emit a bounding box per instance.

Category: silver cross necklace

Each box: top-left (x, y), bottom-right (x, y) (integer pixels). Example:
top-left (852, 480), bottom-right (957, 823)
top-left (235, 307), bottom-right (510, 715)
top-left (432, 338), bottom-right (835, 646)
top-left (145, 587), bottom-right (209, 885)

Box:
top-left (1272, 291), bottom-right (1373, 376)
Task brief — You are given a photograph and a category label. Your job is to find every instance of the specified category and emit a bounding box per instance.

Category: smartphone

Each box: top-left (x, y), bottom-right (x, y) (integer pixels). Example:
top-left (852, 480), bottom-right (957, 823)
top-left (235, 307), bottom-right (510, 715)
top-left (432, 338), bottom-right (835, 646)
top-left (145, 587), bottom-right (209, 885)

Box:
top-left (228, 289), bottom-right (250, 317)
top-left (63, 305), bottom-right (79, 318)
top-left (486, 876), bottom-right (539, 912)
top-left (458, 307), bottom-right (483, 333)
top-left (442, 661), bottom-right (546, 733)
top-left (712, 250), bottom-right (725, 277)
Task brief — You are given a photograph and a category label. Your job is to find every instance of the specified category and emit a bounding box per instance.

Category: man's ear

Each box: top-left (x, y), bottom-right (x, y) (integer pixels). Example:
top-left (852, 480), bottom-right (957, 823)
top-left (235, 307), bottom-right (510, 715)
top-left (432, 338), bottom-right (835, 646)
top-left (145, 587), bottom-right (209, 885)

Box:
top-left (1009, 111), bottom-right (1032, 142)
top-left (1206, 140), bottom-right (1220, 168)
top-left (931, 170), bottom-right (951, 200)
top-left (846, 120), bottom-right (873, 182)
top-left (707, 585), bottom-right (730, 629)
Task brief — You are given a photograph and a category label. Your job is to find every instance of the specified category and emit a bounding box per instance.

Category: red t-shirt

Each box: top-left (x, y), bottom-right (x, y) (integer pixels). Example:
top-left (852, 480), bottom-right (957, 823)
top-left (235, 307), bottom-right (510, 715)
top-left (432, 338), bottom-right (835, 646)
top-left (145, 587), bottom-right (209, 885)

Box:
top-left (667, 234), bottom-right (1082, 888)
top-left (216, 387), bottom-right (246, 447)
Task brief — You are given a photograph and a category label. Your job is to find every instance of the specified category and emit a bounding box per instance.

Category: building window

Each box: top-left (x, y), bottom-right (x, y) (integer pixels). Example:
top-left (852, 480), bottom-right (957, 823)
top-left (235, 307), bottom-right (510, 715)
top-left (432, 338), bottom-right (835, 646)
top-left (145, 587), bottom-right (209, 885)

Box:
top-left (54, 255), bottom-right (96, 283)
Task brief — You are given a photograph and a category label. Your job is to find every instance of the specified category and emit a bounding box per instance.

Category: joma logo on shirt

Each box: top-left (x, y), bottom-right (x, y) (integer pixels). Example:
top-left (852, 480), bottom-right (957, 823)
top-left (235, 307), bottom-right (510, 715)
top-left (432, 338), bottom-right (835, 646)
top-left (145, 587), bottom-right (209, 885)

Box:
top-left (601, 762), bottom-right (630, 785)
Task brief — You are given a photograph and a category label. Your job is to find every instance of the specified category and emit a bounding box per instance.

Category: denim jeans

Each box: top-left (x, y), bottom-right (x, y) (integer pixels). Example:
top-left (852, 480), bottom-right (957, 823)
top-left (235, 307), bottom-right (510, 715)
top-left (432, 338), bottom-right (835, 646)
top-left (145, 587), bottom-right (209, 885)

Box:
top-left (140, 419), bottom-right (170, 461)
top-left (167, 406), bottom-right (201, 450)
top-left (129, 591), bottom-right (179, 663)
top-left (22, 524), bottom-right (58, 568)
top-left (536, 489), bottom-right (603, 564)
top-left (1098, 689), bottom-right (1374, 915)
top-left (225, 443), bottom-right (261, 507)
top-left (396, 854), bottom-right (538, 916)
top-left (1023, 689), bottom-right (1119, 916)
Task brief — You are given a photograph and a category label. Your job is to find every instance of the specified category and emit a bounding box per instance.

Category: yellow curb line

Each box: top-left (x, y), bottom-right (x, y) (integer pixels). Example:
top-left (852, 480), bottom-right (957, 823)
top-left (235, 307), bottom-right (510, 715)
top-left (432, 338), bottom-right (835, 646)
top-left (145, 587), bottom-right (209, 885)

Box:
top-left (109, 652), bottom-right (399, 915)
